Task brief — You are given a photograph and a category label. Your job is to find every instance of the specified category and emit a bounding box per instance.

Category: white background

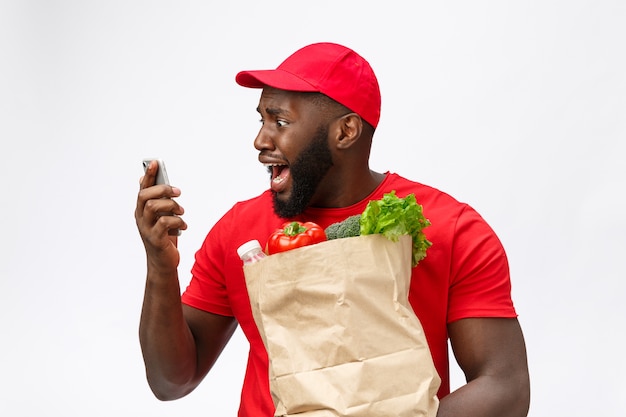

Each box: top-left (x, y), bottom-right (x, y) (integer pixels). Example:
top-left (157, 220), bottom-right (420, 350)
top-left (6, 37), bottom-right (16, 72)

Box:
top-left (1, 1), bottom-right (624, 416)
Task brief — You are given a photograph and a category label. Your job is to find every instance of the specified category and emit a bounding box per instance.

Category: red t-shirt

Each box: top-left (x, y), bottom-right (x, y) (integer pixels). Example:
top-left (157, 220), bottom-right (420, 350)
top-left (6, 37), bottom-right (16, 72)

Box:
top-left (181, 173), bottom-right (517, 417)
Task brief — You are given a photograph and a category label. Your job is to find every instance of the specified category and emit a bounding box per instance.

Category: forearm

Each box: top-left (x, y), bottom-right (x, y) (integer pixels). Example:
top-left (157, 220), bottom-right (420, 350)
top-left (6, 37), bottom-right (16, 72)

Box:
top-left (139, 268), bottom-right (198, 400)
top-left (436, 374), bottom-right (530, 417)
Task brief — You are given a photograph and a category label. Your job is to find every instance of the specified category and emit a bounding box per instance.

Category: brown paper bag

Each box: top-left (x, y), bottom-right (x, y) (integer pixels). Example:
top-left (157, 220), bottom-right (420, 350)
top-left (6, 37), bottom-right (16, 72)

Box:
top-left (244, 234), bottom-right (441, 417)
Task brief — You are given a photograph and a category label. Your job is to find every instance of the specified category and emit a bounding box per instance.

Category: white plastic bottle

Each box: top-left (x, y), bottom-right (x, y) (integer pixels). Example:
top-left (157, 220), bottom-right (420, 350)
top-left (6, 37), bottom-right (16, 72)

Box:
top-left (237, 240), bottom-right (267, 265)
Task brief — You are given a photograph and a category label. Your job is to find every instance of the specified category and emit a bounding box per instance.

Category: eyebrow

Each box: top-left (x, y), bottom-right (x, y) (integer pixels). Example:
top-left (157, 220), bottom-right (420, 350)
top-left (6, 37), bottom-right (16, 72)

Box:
top-left (256, 106), bottom-right (290, 117)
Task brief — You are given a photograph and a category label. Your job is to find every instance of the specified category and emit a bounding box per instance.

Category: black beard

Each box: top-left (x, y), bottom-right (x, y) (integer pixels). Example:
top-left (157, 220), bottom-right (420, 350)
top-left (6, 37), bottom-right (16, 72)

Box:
top-left (272, 125), bottom-right (333, 218)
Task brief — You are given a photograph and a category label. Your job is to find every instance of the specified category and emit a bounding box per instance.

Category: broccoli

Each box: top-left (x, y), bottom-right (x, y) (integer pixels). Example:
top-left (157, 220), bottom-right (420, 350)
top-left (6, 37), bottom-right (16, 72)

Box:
top-left (325, 214), bottom-right (362, 240)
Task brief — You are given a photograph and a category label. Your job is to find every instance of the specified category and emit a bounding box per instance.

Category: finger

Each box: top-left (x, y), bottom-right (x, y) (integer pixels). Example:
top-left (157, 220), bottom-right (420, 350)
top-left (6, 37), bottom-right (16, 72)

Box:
top-left (139, 184), bottom-right (182, 202)
top-left (136, 185), bottom-right (183, 220)
top-left (155, 212), bottom-right (188, 236)
top-left (137, 200), bottom-right (186, 234)
top-left (145, 198), bottom-right (185, 223)
top-left (139, 160), bottom-right (158, 190)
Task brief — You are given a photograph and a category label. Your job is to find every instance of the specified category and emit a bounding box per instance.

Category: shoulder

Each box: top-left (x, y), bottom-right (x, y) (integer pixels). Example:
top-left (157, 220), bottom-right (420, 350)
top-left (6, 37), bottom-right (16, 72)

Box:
top-left (213, 190), bottom-right (276, 229)
top-left (384, 172), bottom-right (468, 219)
top-left (229, 189), bottom-right (274, 214)
top-left (385, 173), bottom-right (502, 253)
top-left (206, 190), bottom-right (283, 252)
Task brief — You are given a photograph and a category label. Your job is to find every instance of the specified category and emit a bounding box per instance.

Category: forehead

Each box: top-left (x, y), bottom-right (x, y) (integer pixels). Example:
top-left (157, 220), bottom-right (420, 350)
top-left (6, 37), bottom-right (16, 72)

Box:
top-left (257, 87), bottom-right (316, 115)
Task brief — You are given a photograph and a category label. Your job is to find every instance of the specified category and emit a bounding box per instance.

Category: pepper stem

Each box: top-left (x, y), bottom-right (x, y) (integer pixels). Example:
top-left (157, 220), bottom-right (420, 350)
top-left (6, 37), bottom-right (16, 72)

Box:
top-left (283, 221), bottom-right (307, 236)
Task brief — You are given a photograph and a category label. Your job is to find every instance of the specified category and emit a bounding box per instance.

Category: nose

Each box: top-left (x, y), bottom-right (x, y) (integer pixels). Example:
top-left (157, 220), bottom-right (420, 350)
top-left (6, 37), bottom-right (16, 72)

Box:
top-left (253, 124), bottom-right (274, 151)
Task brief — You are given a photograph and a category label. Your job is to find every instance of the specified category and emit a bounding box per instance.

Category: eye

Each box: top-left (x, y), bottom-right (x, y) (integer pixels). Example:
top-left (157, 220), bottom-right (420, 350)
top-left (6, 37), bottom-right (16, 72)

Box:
top-left (276, 120), bottom-right (288, 128)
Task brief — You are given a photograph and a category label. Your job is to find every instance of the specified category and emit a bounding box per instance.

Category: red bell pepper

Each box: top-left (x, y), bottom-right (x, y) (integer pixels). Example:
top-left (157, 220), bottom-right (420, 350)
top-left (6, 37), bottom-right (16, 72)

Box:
top-left (266, 221), bottom-right (327, 255)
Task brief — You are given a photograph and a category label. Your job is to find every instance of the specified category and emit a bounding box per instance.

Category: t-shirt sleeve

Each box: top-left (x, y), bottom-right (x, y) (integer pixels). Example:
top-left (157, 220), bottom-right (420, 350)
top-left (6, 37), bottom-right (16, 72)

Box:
top-left (447, 205), bottom-right (517, 323)
top-left (181, 213), bottom-right (235, 317)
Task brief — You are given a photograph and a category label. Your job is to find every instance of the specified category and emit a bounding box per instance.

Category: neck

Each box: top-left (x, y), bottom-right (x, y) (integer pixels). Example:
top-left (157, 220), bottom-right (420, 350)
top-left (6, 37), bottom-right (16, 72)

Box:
top-left (310, 169), bottom-right (386, 209)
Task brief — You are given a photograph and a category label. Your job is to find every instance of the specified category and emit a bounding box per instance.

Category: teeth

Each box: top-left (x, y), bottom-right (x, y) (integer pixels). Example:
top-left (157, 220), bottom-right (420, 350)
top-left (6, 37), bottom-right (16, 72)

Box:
top-left (272, 176), bottom-right (286, 183)
top-left (264, 163), bottom-right (285, 167)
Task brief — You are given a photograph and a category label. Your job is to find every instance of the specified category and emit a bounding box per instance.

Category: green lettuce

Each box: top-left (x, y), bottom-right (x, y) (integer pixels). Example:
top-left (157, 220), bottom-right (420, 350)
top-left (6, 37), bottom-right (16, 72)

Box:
top-left (360, 191), bottom-right (432, 267)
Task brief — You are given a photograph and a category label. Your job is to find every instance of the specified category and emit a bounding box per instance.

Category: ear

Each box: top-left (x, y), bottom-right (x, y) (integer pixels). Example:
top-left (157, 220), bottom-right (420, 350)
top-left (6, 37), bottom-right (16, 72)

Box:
top-left (332, 113), bottom-right (363, 150)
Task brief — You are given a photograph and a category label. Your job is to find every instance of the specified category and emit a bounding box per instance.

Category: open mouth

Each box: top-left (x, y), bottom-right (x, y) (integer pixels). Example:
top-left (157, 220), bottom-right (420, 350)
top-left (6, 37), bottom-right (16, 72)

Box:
top-left (265, 163), bottom-right (291, 192)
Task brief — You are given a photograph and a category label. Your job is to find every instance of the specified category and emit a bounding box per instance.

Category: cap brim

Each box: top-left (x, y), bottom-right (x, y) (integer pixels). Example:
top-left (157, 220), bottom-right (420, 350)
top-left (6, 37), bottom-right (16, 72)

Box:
top-left (236, 69), bottom-right (319, 92)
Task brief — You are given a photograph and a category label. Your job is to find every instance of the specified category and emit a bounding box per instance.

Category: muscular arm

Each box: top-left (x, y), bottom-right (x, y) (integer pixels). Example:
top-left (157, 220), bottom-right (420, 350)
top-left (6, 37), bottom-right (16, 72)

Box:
top-left (136, 161), bottom-right (238, 400)
top-left (437, 318), bottom-right (530, 417)
top-left (139, 272), bottom-right (237, 400)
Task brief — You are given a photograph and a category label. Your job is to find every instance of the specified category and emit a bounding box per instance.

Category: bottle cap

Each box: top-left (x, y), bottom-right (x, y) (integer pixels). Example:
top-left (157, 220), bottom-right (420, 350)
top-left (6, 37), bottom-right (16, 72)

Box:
top-left (237, 240), bottom-right (263, 259)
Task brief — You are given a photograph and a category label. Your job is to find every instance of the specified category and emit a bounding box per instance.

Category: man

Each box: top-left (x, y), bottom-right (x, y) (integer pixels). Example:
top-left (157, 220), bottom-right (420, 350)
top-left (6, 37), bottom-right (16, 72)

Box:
top-left (135, 42), bottom-right (530, 416)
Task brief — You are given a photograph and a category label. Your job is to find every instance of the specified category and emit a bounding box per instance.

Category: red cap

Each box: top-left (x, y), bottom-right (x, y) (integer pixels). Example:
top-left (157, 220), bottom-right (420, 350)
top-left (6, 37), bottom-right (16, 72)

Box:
top-left (236, 42), bottom-right (381, 128)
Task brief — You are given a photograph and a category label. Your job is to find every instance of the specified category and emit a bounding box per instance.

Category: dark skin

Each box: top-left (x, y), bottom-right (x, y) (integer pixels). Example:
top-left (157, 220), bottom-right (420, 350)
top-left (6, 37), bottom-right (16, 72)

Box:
top-left (135, 173), bottom-right (237, 400)
top-left (136, 88), bottom-right (530, 415)
top-left (256, 88), bottom-right (385, 209)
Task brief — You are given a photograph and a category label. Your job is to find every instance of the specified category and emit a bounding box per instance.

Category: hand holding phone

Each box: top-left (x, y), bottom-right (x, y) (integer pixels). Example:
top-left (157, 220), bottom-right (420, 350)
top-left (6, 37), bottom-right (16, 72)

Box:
top-left (142, 158), bottom-right (181, 236)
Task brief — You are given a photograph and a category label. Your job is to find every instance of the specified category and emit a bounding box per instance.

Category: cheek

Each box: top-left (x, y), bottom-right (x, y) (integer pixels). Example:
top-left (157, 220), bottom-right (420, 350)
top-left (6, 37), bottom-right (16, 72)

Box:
top-left (277, 133), bottom-right (306, 159)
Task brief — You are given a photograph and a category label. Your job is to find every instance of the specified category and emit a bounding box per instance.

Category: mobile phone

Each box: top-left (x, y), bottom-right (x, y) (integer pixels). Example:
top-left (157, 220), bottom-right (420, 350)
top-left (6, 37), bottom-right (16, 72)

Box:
top-left (142, 158), bottom-right (170, 185)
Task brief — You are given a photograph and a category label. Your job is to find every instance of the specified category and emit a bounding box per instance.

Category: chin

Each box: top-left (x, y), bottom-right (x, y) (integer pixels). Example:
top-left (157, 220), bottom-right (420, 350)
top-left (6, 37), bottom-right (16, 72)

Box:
top-left (272, 193), bottom-right (307, 219)
top-left (271, 188), bottom-right (291, 202)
